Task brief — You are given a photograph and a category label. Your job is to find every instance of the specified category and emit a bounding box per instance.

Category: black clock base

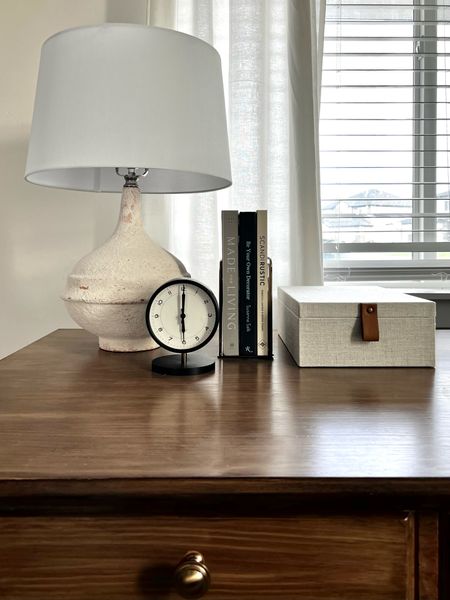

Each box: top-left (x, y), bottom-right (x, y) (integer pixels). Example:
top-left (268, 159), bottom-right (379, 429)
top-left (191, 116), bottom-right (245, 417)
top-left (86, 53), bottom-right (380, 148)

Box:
top-left (152, 354), bottom-right (215, 376)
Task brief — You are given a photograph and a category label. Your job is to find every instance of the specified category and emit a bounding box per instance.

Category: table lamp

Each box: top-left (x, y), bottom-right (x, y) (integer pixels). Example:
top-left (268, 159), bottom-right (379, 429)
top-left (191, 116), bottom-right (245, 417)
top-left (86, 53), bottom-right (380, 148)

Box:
top-left (25, 24), bottom-right (231, 352)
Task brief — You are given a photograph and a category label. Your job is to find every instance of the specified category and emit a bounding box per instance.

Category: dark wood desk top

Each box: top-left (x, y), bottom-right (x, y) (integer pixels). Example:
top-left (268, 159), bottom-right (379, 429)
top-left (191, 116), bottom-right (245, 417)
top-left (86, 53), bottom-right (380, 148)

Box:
top-left (1, 329), bottom-right (450, 497)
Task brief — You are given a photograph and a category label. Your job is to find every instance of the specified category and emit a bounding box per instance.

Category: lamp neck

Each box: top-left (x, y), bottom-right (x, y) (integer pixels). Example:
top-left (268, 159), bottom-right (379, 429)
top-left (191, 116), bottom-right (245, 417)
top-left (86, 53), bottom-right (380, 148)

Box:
top-left (114, 185), bottom-right (144, 234)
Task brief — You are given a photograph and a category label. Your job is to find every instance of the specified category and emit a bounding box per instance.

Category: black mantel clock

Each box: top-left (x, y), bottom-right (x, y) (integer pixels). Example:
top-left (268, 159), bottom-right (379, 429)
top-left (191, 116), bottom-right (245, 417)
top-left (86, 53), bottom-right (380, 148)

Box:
top-left (145, 279), bottom-right (219, 376)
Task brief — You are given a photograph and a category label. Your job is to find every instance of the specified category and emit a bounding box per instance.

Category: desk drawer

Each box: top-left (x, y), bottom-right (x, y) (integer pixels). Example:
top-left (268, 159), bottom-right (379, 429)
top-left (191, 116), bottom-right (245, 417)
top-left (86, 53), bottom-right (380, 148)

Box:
top-left (0, 513), bottom-right (413, 600)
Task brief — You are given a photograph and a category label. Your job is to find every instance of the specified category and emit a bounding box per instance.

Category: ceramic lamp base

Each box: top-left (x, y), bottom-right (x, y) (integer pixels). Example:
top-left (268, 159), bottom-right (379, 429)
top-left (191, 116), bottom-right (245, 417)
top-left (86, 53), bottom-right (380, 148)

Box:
top-left (62, 184), bottom-right (189, 352)
top-left (99, 335), bottom-right (156, 353)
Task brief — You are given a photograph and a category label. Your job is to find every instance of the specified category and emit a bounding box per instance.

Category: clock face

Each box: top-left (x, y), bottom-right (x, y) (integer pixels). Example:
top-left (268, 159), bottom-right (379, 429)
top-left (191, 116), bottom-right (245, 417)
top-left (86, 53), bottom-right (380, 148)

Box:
top-left (146, 279), bottom-right (219, 352)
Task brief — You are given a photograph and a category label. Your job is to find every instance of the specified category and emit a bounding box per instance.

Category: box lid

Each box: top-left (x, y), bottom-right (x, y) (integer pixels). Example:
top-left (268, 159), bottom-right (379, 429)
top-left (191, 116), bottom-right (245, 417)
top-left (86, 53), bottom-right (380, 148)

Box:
top-left (278, 286), bottom-right (435, 319)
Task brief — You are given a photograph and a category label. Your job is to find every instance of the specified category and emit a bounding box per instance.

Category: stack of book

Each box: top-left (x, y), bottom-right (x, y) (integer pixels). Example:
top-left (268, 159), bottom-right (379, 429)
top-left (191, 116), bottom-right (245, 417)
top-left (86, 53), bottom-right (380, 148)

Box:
top-left (221, 210), bottom-right (271, 357)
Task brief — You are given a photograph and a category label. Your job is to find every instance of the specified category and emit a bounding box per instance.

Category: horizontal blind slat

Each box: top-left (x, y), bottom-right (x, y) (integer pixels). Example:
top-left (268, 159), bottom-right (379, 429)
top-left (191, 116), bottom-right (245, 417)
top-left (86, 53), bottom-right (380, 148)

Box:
top-left (327, 3), bottom-right (450, 7)
top-left (321, 117), bottom-right (450, 120)
top-left (321, 101), bottom-right (450, 104)
top-left (323, 213), bottom-right (450, 217)
top-left (322, 182), bottom-right (450, 184)
top-left (323, 242), bottom-right (450, 252)
top-left (323, 52), bottom-right (450, 55)
top-left (322, 68), bottom-right (446, 71)
top-left (324, 196), bottom-right (450, 203)
top-left (322, 85), bottom-right (450, 88)
top-left (325, 20), bottom-right (450, 24)
top-left (320, 133), bottom-right (450, 136)
top-left (327, 2), bottom-right (450, 6)
top-left (325, 35), bottom-right (450, 40)
top-left (322, 165), bottom-right (450, 167)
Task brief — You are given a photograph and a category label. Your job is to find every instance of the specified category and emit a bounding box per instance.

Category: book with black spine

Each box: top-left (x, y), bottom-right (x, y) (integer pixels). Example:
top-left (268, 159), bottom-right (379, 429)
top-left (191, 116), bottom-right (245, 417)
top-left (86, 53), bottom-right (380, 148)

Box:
top-left (238, 211), bottom-right (257, 356)
top-left (256, 210), bottom-right (268, 355)
top-left (221, 211), bottom-right (239, 355)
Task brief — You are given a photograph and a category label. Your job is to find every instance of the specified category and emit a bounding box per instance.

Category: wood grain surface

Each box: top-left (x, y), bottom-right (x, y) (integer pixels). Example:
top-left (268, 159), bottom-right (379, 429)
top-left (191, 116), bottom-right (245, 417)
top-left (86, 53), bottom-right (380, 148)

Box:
top-left (0, 330), bottom-right (446, 599)
top-left (0, 329), bottom-right (450, 493)
top-left (417, 512), bottom-right (439, 600)
top-left (0, 513), bottom-right (412, 600)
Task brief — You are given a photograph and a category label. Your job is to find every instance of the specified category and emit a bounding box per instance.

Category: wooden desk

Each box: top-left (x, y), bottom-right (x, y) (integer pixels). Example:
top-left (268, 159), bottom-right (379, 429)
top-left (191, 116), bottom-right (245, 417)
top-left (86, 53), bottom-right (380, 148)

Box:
top-left (0, 329), bottom-right (449, 599)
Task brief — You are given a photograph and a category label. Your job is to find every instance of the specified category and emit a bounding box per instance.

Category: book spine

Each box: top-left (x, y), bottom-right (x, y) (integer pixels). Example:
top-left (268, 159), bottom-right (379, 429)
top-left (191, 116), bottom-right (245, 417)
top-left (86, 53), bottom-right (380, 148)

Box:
top-left (256, 210), bottom-right (268, 356)
top-left (239, 212), bottom-right (257, 356)
top-left (221, 211), bottom-right (239, 355)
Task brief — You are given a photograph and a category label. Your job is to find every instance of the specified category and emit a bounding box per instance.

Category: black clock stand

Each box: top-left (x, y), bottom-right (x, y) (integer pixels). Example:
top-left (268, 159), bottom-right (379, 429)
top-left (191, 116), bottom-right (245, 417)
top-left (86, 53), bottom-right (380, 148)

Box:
top-left (151, 353), bottom-right (216, 376)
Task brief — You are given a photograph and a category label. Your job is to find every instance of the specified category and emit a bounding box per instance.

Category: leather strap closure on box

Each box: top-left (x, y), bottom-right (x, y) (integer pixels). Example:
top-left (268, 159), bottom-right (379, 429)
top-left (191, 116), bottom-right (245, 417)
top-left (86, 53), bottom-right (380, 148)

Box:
top-left (360, 303), bottom-right (379, 342)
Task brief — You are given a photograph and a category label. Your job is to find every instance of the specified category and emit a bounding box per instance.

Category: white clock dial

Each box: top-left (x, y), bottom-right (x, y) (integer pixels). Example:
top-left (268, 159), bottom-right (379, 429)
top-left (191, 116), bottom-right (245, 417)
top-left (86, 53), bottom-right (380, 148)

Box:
top-left (146, 280), bottom-right (218, 352)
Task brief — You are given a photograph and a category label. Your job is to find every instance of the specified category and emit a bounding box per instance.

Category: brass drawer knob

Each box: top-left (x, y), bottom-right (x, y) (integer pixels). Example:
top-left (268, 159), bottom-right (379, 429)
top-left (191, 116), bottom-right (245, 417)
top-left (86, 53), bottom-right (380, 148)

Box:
top-left (174, 551), bottom-right (211, 599)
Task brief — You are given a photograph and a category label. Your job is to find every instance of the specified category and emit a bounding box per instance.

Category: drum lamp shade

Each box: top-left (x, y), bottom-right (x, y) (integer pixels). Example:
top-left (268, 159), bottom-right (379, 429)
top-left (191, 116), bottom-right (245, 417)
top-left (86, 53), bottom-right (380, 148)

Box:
top-left (25, 24), bottom-right (232, 194)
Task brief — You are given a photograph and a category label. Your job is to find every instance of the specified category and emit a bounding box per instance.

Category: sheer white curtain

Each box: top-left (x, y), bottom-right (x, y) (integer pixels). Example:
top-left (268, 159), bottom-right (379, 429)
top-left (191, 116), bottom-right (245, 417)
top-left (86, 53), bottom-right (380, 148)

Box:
top-left (144, 0), bottom-right (324, 296)
top-left (288, 0), bottom-right (324, 285)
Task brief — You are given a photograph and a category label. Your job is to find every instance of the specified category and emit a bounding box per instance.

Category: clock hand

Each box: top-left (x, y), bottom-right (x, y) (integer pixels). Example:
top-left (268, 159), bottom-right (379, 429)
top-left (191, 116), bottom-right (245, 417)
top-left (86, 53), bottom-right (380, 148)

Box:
top-left (180, 284), bottom-right (186, 343)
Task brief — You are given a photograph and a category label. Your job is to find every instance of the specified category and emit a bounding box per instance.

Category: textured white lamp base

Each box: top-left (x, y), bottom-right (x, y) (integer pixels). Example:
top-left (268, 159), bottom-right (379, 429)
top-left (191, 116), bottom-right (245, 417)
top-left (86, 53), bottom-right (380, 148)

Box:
top-left (64, 299), bottom-right (158, 352)
top-left (62, 185), bottom-right (189, 352)
top-left (99, 336), bottom-right (153, 353)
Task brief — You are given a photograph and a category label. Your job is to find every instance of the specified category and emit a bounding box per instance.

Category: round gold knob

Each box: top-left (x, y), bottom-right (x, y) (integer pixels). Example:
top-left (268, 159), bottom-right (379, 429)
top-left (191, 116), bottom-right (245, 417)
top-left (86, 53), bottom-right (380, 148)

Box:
top-left (173, 551), bottom-right (210, 599)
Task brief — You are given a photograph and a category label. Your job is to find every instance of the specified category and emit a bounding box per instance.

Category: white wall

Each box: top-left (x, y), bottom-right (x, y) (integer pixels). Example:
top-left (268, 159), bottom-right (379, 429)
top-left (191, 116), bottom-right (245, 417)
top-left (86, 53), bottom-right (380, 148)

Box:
top-left (0, 0), bottom-right (147, 359)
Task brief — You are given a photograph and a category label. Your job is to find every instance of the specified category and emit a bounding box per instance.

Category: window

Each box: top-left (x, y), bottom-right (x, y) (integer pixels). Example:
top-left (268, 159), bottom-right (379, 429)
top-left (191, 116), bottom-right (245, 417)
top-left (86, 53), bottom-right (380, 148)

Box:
top-left (321, 0), bottom-right (450, 281)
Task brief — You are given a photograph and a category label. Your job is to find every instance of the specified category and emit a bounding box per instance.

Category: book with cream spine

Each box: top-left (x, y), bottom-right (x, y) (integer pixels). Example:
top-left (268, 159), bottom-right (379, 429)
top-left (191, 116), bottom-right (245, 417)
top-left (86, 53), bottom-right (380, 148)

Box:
top-left (257, 210), bottom-right (268, 355)
top-left (221, 211), bottom-right (239, 355)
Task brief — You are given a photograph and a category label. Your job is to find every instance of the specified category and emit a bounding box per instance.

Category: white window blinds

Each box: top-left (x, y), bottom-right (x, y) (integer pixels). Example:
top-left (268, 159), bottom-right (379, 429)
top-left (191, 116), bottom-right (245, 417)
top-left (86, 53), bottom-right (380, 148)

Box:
top-left (321, 0), bottom-right (450, 281)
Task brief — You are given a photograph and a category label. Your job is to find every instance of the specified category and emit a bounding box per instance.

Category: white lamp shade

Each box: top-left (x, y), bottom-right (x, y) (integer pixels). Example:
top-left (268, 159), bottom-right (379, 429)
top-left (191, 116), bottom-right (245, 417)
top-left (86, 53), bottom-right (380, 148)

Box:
top-left (25, 24), bottom-right (231, 193)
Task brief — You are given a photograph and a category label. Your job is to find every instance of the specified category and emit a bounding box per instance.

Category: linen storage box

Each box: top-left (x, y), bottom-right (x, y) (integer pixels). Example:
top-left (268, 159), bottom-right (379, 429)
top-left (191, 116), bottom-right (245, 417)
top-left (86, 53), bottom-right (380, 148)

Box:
top-left (278, 286), bottom-right (435, 367)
